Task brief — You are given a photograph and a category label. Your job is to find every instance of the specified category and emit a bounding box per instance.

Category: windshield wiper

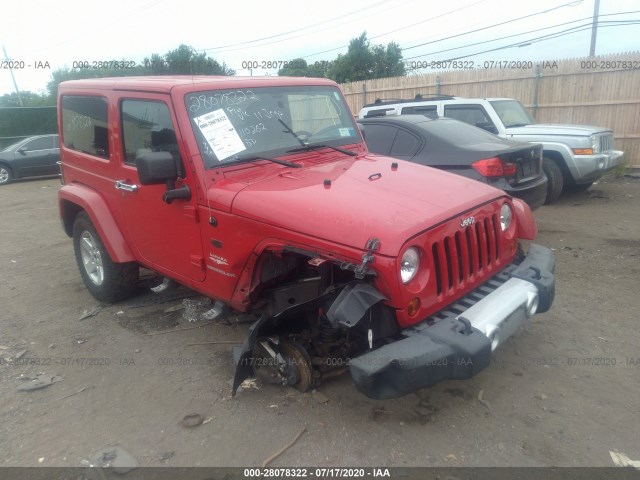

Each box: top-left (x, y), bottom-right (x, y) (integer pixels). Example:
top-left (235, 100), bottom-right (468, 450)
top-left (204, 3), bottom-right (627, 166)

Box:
top-left (287, 144), bottom-right (357, 157)
top-left (238, 155), bottom-right (301, 168)
top-left (277, 118), bottom-right (357, 157)
top-left (278, 119), bottom-right (307, 146)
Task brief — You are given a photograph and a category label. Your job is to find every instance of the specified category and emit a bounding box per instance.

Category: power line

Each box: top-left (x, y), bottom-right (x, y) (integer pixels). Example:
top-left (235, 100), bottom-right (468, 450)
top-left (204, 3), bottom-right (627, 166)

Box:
top-left (297, 0), bottom-right (584, 61)
top-left (403, 0), bottom-right (584, 51)
top-left (295, 0), bottom-right (490, 60)
top-left (434, 20), bottom-right (640, 62)
top-left (368, 0), bottom-right (489, 41)
top-left (402, 10), bottom-right (640, 61)
top-left (201, 0), bottom-right (392, 52)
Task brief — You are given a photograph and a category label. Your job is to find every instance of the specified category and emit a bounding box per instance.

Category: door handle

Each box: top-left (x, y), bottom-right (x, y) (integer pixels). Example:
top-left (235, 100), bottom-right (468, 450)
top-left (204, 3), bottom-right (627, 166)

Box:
top-left (115, 180), bottom-right (138, 192)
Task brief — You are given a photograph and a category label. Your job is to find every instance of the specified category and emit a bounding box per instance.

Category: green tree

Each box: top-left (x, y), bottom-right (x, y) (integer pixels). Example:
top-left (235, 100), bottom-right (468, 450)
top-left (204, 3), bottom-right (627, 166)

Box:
top-left (326, 32), bottom-right (406, 83)
top-left (278, 58), bottom-right (328, 77)
top-left (372, 42), bottom-right (405, 79)
top-left (0, 91), bottom-right (55, 107)
top-left (144, 44), bottom-right (235, 76)
top-left (46, 44), bottom-right (234, 97)
top-left (327, 32), bottom-right (373, 83)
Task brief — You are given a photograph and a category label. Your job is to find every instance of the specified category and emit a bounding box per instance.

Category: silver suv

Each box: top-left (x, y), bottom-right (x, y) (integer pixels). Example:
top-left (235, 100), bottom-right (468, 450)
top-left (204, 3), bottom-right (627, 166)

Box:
top-left (359, 96), bottom-right (625, 204)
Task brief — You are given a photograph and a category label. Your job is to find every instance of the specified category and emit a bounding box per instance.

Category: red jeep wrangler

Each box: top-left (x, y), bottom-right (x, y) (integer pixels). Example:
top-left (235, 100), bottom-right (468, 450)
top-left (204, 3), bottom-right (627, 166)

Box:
top-left (58, 76), bottom-right (555, 399)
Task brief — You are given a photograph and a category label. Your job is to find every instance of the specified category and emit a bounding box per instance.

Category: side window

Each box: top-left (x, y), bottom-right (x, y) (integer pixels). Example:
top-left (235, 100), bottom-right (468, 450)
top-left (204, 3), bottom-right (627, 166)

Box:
top-left (390, 129), bottom-right (421, 157)
top-left (401, 105), bottom-right (437, 119)
top-left (444, 105), bottom-right (496, 132)
top-left (61, 96), bottom-right (110, 159)
top-left (121, 100), bottom-right (179, 166)
top-left (23, 136), bottom-right (53, 151)
top-left (361, 124), bottom-right (398, 155)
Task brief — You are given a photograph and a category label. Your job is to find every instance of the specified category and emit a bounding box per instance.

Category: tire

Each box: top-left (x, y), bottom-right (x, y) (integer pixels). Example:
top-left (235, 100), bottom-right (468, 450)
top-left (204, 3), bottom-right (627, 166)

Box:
top-left (72, 211), bottom-right (139, 303)
top-left (542, 157), bottom-right (563, 204)
top-left (0, 164), bottom-right (12, 185)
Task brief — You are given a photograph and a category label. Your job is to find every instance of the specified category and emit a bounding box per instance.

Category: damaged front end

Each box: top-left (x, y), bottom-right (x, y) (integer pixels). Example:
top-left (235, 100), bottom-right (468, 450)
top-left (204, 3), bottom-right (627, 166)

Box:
top-left (232, 244), bottom-right (556, 400)
top-left (232, 282), bottom-right (397, 394)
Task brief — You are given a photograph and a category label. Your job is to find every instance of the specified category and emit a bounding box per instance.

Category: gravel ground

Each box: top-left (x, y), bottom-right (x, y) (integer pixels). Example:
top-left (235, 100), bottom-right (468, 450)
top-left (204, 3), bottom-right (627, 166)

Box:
top-left (1, 174), bottom-right (639, 469)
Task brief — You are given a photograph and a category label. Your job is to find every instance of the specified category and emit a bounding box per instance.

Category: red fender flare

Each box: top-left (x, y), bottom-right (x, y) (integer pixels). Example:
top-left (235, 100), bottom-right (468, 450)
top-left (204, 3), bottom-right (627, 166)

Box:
top-left (512, 198), bottom-right (537, 240)
top-left (58, 184), bottom-right (135, 263)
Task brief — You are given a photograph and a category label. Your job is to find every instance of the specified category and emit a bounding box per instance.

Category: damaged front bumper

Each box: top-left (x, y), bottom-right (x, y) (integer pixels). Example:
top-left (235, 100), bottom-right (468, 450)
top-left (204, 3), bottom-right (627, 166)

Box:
top-left (349, 244), bottom-right (556, 399)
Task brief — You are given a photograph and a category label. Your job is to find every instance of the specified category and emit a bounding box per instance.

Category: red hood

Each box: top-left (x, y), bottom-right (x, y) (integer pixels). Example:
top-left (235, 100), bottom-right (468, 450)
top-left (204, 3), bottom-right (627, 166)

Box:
top-left (208, 155), bottom-right (505, 256)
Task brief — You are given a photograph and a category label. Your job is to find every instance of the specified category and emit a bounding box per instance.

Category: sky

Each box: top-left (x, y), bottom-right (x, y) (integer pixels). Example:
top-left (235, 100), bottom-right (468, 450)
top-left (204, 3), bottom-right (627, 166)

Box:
top-left (1, 0), bottom-right (639, 96)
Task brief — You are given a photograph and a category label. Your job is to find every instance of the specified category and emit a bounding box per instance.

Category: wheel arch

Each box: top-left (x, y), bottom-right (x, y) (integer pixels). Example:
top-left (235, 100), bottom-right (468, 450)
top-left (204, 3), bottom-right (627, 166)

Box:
top-left (541, 148), bottom-right (573, 181)
top-left (0, 162), bottom-right (14, 182)
top-left (59, 184), bottom-right (135, 263)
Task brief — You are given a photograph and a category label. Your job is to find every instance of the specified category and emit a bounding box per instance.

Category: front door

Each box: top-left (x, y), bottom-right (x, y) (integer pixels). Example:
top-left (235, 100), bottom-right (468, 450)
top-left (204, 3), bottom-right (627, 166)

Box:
top-left (115, 94), bottom-right (205, 282)
top-left (15, 135), bottom-right (60, 177)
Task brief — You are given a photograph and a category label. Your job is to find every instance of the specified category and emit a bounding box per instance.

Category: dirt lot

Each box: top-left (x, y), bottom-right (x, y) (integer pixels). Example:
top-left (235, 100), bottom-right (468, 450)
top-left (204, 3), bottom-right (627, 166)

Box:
top-left (1, 174), bottom-right (639, 469)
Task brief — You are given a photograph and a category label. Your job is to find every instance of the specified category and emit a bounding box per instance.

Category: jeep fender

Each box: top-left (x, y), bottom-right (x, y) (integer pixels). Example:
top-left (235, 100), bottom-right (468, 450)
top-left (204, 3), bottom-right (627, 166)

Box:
top-left (59, 184), bottom-right (135, 263)
top-left (536, 143), bottom-right (577, 179)
top-left (512, 198), bottom-right (537, 240)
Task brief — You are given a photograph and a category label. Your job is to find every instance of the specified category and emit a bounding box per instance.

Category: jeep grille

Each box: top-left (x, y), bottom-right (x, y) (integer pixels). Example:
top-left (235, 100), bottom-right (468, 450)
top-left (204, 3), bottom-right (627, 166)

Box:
top-left (431, 214), bottom-right (500, 296)
top-left (599, 134), bottom-right (613, 152)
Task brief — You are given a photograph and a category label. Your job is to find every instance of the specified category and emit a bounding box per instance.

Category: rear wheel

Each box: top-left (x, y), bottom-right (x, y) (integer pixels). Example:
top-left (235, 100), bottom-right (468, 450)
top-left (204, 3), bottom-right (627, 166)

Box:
top-left (72, 211), bottom-right (138, 303)
top-left (0, 164), bottom-right (12, 185)
top-left (542, 157), bottom-right (563, 204)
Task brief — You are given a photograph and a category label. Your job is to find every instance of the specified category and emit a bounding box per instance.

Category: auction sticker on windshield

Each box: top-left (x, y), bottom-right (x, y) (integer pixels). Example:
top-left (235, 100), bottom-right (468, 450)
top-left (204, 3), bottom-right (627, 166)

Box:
top-left (194, 109), bottom-right (246, 161)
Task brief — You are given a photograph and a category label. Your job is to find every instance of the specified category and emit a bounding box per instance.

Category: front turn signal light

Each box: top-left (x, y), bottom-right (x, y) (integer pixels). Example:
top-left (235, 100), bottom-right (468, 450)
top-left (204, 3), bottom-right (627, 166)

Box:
top-left (407, 297), bottom-right (421, 317)
top-left (573, 148), bottom-right (594, 155)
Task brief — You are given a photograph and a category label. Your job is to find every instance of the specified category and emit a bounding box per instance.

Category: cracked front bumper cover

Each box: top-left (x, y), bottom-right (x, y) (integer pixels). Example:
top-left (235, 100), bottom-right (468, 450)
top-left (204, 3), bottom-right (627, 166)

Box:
top-left (348, 244), bottom-right (556, 399)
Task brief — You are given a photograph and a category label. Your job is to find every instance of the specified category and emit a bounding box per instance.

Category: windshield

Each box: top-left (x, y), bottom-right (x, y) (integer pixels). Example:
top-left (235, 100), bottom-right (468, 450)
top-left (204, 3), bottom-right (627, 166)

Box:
top-left (1, 138), bottom-right (26, 152)
top-left (185, 86), bottom-right (359, 169)
top-left (489, 100), bottom-right (535, 128)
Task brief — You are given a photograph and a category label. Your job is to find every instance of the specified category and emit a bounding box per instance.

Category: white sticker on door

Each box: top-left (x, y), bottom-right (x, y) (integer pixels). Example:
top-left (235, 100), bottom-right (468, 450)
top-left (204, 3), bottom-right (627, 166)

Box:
top-left (194, 109), bottom-right (246, 161)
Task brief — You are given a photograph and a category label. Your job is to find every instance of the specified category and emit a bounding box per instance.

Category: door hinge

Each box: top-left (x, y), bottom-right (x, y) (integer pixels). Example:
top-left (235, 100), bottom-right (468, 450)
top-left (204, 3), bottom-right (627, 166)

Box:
top-left (190, 255), bottom-right (204, 271)
top-left (183, 205), bottom-right (199, 223)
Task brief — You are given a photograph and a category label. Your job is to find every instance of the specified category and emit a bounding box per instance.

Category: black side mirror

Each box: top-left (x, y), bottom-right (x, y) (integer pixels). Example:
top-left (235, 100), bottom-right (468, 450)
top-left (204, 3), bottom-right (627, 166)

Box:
top-left (135, 151), bottom-right (191, 204)
top-left (136, 152), bottom-right (177, 185)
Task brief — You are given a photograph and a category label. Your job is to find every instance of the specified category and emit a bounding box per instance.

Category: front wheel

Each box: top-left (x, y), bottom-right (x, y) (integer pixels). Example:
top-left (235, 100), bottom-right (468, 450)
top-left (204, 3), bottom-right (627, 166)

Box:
top-left (72, 211), bottom-right (139, 303)
top-left (0, 164), bottom-right (13, 185)
top-left (542, 158), bottom-right (563, 204)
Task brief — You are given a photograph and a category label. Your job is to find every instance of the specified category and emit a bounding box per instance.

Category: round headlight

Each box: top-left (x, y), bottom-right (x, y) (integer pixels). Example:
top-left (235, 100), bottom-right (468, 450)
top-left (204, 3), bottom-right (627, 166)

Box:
top-left (500, 203), bottom-right (513, 231)
top-left (400, 247), bottom-right (420, 284)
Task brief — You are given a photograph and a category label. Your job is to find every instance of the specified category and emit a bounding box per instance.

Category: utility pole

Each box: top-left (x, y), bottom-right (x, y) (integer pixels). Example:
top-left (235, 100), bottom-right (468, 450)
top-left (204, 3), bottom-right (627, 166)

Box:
top-left (589, 0), bottom-right (600, 57)
top-left (2, 45), bottom-right (24, 106)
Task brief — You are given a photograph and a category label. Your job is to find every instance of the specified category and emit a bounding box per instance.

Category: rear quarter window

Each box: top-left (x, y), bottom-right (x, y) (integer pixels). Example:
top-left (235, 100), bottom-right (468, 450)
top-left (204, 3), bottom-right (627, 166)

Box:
top-left (360, 124), bottom-right (398, 155)
top-left (61, 96), bottom-right (110, 159)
